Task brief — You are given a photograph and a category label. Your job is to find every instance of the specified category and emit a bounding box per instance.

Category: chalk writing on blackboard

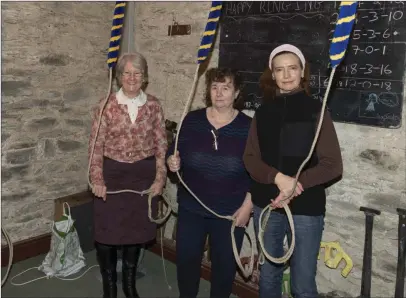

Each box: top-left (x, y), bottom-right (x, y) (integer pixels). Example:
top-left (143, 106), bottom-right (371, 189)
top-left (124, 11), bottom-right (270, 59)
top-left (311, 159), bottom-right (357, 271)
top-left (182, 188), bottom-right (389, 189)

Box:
top-left (379, 92), bottom-right (400, 107)
top-left (219, 1), bottom-right (405, 128)
top-left (366, 94), bottom-right (379, 111)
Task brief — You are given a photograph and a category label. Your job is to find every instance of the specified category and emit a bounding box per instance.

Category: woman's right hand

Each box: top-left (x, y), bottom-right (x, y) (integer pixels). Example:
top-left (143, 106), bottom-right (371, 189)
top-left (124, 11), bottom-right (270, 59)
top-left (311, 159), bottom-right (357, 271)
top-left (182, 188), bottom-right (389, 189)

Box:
top-left (92, 184), bottom-right (107, 201)
top-left (274, 172), bottom-right (303, 198)
top-left (167, 151), bottom-right (181, 172)
top-left (270, 173), bottom-right (303, 208)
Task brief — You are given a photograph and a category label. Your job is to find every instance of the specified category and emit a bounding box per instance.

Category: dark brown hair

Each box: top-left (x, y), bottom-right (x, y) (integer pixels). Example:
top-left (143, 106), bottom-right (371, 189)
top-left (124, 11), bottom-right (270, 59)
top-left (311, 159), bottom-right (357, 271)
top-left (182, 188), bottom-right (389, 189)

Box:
top-left (260, 51), bottom-right (311, 100)
top-left (204, 67), bottom-right (244, 110)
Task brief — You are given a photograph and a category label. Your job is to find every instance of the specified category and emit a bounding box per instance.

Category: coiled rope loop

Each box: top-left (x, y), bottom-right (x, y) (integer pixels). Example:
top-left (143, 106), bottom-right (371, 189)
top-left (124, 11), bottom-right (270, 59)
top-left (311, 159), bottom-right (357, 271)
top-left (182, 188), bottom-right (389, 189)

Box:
top-left (172, 66), bottom-right (255, 279)
top-left (257, 67), bottom-right (337, 265)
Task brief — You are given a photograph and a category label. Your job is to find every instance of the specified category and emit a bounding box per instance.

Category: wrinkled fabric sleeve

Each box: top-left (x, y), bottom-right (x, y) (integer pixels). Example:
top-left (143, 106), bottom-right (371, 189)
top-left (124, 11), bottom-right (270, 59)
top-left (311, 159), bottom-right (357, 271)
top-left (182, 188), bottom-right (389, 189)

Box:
top-left (88, 100), bottom-right (108, 186)
top-left (299, 110), bottom-right (343, 188)
top-left (153, 102), bottom-right (168, 187)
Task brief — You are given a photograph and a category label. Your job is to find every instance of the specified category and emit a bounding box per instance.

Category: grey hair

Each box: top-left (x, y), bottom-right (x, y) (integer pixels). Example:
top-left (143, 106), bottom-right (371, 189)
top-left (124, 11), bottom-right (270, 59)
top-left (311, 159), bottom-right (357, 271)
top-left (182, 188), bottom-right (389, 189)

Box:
top-left (115, 52), bottom-right (148, 86)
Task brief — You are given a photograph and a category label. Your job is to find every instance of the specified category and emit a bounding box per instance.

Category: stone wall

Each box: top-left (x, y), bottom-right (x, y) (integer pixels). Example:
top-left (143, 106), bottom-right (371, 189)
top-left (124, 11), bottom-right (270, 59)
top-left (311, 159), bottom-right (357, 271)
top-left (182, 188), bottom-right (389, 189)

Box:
top-left (1, 2), bottom-right (114, 242)
top-left (1, 1), bottom-right (405, 296)
top-left (134, 2), bottom-right (406, 297)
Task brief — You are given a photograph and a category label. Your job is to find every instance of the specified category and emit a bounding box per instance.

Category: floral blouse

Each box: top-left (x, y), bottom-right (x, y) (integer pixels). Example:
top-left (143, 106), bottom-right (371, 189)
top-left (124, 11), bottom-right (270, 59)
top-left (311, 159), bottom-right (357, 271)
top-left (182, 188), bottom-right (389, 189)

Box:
top-left (88, 90), bottom-right (168, 188)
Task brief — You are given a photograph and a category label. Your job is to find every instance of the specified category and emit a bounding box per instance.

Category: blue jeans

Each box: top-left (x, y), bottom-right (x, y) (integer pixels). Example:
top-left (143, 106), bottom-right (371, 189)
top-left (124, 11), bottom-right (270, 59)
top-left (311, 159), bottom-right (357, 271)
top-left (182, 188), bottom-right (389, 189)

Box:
top-left (253, 205), bottom-right (324, 298)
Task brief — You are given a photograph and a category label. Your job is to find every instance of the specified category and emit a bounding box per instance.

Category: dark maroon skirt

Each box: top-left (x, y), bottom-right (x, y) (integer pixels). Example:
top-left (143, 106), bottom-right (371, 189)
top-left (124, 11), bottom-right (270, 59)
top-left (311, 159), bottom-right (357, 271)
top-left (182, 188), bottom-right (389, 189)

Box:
top-left (93, 156), bottom-right (158, 245)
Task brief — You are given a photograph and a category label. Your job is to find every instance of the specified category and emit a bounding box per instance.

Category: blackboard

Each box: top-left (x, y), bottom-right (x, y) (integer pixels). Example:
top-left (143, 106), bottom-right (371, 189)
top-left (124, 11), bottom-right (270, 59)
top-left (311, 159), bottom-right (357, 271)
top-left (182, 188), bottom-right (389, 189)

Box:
top-left (218, 1), bottom-right (406, 128)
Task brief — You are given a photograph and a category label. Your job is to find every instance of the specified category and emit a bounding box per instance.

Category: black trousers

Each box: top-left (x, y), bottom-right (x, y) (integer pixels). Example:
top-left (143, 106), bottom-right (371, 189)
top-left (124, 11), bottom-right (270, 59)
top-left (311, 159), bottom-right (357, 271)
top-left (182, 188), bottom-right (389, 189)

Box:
top-left (176, 207), bottom-right (245, 298)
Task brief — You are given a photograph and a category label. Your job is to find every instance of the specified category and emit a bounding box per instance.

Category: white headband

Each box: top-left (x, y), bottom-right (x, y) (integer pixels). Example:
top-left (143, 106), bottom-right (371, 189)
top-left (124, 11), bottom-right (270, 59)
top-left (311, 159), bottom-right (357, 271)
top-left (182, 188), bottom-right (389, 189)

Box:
top-left (269, 44), bottom-right (306, 71)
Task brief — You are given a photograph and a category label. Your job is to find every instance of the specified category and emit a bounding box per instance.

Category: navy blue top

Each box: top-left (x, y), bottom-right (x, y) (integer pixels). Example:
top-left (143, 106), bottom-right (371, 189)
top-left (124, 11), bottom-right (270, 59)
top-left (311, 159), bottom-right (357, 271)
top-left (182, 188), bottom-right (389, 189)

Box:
top-left (167, 108), bottom-right (252, 217)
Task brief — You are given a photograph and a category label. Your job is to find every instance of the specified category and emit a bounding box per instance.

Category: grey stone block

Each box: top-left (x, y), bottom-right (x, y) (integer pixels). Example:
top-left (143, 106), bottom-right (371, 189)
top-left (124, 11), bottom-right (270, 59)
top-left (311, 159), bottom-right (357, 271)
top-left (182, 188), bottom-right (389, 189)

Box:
top-left (28, 117), bottom-right (57, 130)
top-left (47, 91), bottom-right (62, 98)
top-left (63, 87), bottom-right (89, 101)
top-left (1, 190), bottom-right (34, 201)
top-left (2, 133), bottom-right (11, 144)
top-left (58, 107), bottom-right (71, 113)
top-left (66, 119), bottom-right (85, 127)
top-left (5, 148), bottom-right (36, 165)
top-left (8, 142), bottom-right (36, 150)
top-left (15, 211), bottom-right (43, 224)
top-left (1, 81), bottom-right (32, 96)
top-left (1, 169), bottom-right (13, 183)
top-left (359, 149), bottom-right (398, 171)
top-left (39, 54), bottom-right (69, 66)
top-left (1, 164), bottom-right (30, 183)
top-left (57, 139), bottom-right (82, 152)
top-left (44, 139), bottom-right (56, 158)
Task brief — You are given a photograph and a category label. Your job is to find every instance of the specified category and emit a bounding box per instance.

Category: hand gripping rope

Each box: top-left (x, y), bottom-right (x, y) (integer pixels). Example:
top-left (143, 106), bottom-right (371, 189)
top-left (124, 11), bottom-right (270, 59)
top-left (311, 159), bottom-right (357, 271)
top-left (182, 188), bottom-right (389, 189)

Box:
top-left (86, 1), bottom-right (180, 290)
top-left (88, 2), bottom-right (175, 224)
top-left (171, 1), bottom-right (255, 279)
top-left (1, 1), bottom-right (358, 289)
top-left (258, 1), bottom-right (358, 266)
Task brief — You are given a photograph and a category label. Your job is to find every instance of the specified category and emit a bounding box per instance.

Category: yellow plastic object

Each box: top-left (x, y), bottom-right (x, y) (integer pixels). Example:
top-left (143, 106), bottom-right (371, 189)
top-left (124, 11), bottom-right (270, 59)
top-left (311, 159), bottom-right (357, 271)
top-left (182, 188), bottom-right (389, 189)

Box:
top-left (319, 241), bottom-right (353, 277)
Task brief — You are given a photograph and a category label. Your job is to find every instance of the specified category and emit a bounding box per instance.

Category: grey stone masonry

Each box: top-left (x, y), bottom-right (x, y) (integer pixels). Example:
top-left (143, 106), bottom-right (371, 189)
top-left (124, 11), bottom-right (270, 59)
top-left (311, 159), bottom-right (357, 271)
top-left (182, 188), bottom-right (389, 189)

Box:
top-left (1, 2), bottom-right (405, 297)
top-left (1, 2), bottom-right (114, 242)
top-left (133, 2), bottom-right (406, 297)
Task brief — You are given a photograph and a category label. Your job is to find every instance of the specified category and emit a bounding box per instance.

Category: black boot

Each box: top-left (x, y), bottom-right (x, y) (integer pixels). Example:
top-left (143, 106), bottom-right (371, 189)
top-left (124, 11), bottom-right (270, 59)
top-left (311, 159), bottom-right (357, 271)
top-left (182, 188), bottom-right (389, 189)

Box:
top-left (122, 244), bottom-right (141, 298)
top-left (95, 242), bottom-right (118, 298)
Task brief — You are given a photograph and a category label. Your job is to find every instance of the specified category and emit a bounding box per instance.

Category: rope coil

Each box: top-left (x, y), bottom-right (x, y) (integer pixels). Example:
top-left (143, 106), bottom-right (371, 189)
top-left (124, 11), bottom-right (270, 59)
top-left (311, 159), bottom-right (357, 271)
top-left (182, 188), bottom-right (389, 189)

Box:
top-left (87, 0), bottom-right (177, 225)
top-left (172, 66), bottom-right (255, 279)
top-left (87, 67), bottom-right (176, 223)
top-left (257, 67), bottom-right (337, 265)
top-left (257, 1), bottom-right (357, 265)
top-left (1, 0), bottom-right (356, 289)
top-left (169, 1), bottom-right (256, 278)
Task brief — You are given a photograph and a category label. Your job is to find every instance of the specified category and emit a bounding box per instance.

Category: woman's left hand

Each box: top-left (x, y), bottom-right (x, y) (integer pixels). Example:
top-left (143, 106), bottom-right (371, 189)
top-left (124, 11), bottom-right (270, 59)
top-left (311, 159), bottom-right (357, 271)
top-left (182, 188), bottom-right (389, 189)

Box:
top-left (271, 190), bottom-right (293, 209)
top-left (233, 204), bottom-right (253, 227)
top-left (150, 181), bottom-right (163, 197)
top-left (271, 191), bottom-right (292, 209)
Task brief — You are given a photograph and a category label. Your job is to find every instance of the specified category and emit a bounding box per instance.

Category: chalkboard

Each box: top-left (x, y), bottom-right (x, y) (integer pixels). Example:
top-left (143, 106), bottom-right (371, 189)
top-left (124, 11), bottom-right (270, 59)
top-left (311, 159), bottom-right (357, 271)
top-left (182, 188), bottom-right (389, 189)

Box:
top-left (218, 1), bottom-right (406, 128)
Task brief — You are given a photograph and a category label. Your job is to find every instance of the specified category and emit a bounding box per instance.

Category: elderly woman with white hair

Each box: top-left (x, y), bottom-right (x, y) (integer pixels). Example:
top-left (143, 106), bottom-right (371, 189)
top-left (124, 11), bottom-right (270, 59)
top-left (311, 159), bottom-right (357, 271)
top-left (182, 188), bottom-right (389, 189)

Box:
top-left (88, 52), bottom-right (168, 298)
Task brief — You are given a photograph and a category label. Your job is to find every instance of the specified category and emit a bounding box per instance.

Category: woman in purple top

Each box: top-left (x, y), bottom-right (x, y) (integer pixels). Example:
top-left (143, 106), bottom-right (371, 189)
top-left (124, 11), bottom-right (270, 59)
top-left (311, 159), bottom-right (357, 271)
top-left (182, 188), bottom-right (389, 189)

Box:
top-left (167, 68), bottom-right (253, 298)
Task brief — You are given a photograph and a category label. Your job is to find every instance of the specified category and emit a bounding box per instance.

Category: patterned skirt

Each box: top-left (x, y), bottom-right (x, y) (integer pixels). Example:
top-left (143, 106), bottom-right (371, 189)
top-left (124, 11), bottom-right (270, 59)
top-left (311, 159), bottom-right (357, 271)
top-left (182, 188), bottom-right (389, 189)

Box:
top-left (93, 156), bottom-right (158, 245)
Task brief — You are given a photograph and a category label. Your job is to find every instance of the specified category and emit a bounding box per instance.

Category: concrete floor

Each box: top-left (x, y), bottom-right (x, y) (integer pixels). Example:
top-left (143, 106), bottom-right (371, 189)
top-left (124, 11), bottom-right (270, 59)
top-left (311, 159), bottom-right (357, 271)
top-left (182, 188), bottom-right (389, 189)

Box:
top-left (1, 250), bottom-right (220, 297)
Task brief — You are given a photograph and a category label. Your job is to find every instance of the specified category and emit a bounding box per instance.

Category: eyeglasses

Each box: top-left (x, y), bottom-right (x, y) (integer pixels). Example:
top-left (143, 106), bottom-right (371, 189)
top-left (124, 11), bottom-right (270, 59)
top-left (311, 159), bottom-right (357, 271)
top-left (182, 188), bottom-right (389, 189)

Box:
top-left (122, 72), bottom-right (143, 78)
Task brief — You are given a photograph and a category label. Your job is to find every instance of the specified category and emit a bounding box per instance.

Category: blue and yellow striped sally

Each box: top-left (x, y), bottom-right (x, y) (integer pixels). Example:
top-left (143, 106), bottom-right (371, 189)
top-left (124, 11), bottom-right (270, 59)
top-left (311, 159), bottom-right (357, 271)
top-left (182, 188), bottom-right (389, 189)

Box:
top-left (329, 1), bottom-right (358, 68)
top-left (107, 1), bottom-right (126, 69)
top-left (197, 1), bottom-right (223, 64)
